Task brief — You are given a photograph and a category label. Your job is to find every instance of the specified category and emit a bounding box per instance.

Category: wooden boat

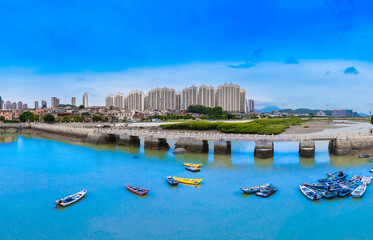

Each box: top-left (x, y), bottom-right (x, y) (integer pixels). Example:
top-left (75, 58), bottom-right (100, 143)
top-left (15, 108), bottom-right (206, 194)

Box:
top-left (54, 190), bottom-right (87, 207)
top-left (125, 184), bottom-right (149, 195)
top-left (166, 176), bottom-right (178, 186)
top-left (351, 183), bottom-right (366, 198)
top-left (370, 168), bottom-right (373, 173)
top-left (183, 163), bottom-right (202, 168)
top-left (310, 187), bottom-right (337, 198)
top-left (303, 181), bottom-right (341, 189)
top-left (369, 158), bottom-right (373, 162)
top-left (185, 166), bottom-right (200, 172)
top-left (299, 185), bottom-right (321, 200)
top-left (338, 182), bottom-right (362, 197)
top-left (318, 172), bottom-right (347, 183)
top-left (255, 186), bottom-right (277, 198)
top-left (173, 177), bottom-right (202, 185)
top-left (359, 154), bottom-right (370, 158)
top-left (241, 183), bottom-right (272, 194)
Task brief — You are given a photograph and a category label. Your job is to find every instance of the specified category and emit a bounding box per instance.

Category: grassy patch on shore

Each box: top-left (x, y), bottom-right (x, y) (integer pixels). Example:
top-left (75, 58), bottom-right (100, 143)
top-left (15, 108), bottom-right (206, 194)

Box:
top-left (161, 118), bottom-right (307, 135)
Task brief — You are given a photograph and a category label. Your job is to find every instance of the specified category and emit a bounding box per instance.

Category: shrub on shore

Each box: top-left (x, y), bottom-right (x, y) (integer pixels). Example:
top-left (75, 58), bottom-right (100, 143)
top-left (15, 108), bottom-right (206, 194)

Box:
top-left (161, 118), bottom-right (306, 135)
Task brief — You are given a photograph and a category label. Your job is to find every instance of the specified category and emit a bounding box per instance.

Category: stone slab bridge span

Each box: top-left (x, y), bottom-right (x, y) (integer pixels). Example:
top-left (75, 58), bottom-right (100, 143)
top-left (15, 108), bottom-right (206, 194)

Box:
top-left (23, 123), bottom-right (373, 158)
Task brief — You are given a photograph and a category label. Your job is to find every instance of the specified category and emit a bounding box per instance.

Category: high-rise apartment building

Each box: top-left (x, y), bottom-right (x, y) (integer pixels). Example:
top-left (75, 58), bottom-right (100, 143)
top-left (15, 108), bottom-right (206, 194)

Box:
top-left (239, 89), bottom-right (246, 113)
top-left (71, 97), bottom-right (76, 106)
top-left (114, 93), bottom-right (125, 109)
top-left (182, 85), bottom-right (198, 109)
top-left (51, 97), bottom-right (60, 108)
top-left (105, 94), bottom-right (115, 108)
top-left (41, 100), bottom-right (47, 108)
top-left (126, 90), bottom-right (144, 111)
top-left (175, 92), bottom-right (181, 110)
top-left (12, 102), bottom-right (17, 110)
top-left (34, 101), bottom-right (39, 109)
top-left (198, 85), bottom-right (215, 108)
top-left (247, 99), bottom-right (255, 112)
top-left (83, 92), bottom-right (88, 108)
top-left (23, 104), bottom-right (28, 109)
top-left (215, 83), bottom-right (242, 113)
top-left (5, 101), bottom-right (11, 110)
top-left (0, 96), bottom-right (2, 110)
top-left (17, 101), bottom-right (23, 110)
top-left (148, 87), bottom-right (178, 111)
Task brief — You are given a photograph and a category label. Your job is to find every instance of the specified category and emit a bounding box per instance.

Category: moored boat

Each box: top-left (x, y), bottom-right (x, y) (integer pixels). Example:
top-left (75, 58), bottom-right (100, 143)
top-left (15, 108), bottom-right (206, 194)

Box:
top-left (166, 176), bottom-right (179, 186)
top-left (255, 185), bottom-right (277, 198)
top-left (241, 183), bottom-right (272, 194)
top-left (185, 166), bottom-right (200, 172)
top-left (338, 182), bottom-right (362, 197)
top-left (351, 183), bottom-right (366, 198)
top-left (54, 190), bottom-right (87, 207)
top-left (318, 172), bottom-right (347, 183)
top-left (370, 168), bottom-right (373, 173)
top-left (183, 163), bottom-right (202, 168)
top-left (359, 154), bottom-right (370, 158)
top-left (303, 181), bottom-right (341, 189)
top-left (125, 184), bottom-right (149, 195)
top-left (173, 177), bottom-right (202, 185)
top-left (300, 185), bottom-right (321, 200)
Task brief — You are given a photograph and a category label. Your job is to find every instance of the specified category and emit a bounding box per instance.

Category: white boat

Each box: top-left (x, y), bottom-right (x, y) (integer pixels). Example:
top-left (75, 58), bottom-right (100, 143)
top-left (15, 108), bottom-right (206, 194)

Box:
top-left (351, 183), bottom-right (366, 198)
top-left (299, 185), bottom-right (321, 200)
top-left (55, 190), bottom-right (87, 207)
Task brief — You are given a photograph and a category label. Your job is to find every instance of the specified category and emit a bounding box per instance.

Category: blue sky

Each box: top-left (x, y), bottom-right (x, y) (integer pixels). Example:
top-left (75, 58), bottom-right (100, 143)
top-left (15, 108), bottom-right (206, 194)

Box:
top-left (0, 0), bottom-right (373, 112)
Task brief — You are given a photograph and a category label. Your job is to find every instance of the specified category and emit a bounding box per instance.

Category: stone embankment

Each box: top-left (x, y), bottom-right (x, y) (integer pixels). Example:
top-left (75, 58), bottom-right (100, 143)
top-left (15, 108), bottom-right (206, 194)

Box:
top-left (2, 123), bottom-right (373, 157)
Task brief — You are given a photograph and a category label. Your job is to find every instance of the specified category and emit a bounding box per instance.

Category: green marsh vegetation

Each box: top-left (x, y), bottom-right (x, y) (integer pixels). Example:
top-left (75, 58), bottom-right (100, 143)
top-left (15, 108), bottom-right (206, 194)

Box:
top-left (161, 118), bottom-right (307, 135)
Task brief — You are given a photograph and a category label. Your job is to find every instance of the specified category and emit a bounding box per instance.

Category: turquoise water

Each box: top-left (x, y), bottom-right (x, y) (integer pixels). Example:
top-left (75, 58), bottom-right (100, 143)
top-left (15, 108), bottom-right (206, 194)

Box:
top-left (1, 134), bottom-right (372, 240)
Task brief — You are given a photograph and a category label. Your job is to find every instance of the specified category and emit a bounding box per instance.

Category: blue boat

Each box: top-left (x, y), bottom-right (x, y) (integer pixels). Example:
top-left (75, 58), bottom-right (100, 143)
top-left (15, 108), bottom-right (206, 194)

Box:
top-left (338, 182), bottom-right (362, 197)
top-left (303, 181), bottom-right (341, 189)
top-left (318, 172), bottom-right (347, 183)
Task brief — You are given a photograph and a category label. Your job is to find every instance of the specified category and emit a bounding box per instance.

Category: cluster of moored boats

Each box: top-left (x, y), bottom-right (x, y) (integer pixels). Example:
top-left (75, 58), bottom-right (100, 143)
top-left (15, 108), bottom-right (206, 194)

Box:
top-left (300, 171), bottom-right (372, 201)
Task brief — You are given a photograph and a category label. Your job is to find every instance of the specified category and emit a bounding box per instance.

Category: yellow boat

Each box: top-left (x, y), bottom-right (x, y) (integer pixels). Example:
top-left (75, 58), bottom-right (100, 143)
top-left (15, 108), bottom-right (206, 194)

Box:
top-left (183, 163), bottom-right (202, 168)
top-left (173, 177), bottom-right (202, 185)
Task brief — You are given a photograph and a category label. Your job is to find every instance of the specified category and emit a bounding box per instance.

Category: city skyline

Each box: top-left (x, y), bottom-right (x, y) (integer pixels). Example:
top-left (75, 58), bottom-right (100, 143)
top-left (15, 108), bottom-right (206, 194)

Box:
top-left (0, 1), bottom-right (372, 112)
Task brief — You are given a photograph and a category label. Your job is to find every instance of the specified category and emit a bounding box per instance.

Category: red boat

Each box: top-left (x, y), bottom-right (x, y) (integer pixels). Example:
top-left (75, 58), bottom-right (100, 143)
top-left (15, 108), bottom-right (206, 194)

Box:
top-left (125, 184), bottom-right (149, 195)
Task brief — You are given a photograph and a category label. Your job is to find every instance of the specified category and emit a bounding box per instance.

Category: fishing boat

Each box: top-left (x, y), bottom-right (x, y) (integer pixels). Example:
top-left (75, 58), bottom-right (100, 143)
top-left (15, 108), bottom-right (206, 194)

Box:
top-left (166, 176), bottom-right (178, 186)
top-left (125, 184), bottom-right (149, 195)
top-left (338, 182), bottom-right (362, 197)
top-left (318, 172), bottom-right (347, 183)
top-left (185, 166), bottom-right (200, 172)
top-left (370, 158), bottom-right (373, 162)
top-left (299, 185), bottom-right (321, 200)
top-left (54, 190), bottom-right (87, 207)
top-left (241, 183), bottom-right (272, 194)
top-left (359, 154), bottom-right (370, 158)
top-left (183, 163), bottom-right (202, 168)
top-left (255, 186), bottom-right (277, 198)
top-left (310, 187), bottom-right (338, 198)
top-left (351, 183), bottom-right (366, 198)
top-left (173, 177), bottom-right (202, 185)
top-left (370, 168), bottom-right (373, 173)
top-left (303, 181), bottom-right (341, 189)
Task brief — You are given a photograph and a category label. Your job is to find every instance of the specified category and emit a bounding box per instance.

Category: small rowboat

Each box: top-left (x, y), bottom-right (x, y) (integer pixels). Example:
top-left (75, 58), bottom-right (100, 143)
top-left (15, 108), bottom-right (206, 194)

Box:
top-left (55, 190), bottom-right (87, 207)
top-left (166, 176), bottom-right (178, 186)
top-left (351, 183), bottom-right (366, 198)
top-left (318, 172), bottom-right (347, 183)
top-left (125, 184), bottom-right (149, 195)
top-left (370, 168), bottom-right (373, 173)
top-left (338, 182), bottom-right (362, 197)
top-left (241, 183), bottom-right (272, 194)
top-left (185, 166), bottom-right (200, 172)
top-left (183, 163), bottom-right (202, 168)
top-left (359, 154), bottom-right (370, 158)
top-left (303, 181), bottom-right (341, 189)
top-left (300, 185), bottom-right (321, 200)
top-left (173, 177), bottom-right (202, 185)
top-left (255, 186), bottom-right (277, 198)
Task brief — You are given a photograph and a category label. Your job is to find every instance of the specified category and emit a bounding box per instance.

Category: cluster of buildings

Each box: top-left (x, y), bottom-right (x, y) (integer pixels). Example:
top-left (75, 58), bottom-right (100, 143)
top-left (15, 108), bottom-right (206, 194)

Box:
top-left (105, 83), bottom-right (255, 114)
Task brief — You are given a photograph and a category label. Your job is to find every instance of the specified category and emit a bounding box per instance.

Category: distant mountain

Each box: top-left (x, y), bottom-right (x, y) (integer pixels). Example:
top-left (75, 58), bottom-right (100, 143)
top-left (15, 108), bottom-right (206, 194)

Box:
top-left (358, 113), bottom-right (370, 117)
top-left (255, 106), bottom-right (281, 113)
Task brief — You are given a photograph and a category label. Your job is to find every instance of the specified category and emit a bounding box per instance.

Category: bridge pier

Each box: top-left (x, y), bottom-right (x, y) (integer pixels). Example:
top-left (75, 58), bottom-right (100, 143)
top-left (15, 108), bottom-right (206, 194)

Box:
top-left (174, 138), bottom-right (209, 154)
top-left (118, 135), bottom-right (140, 147)
top-left (214, 141), bottom-right (231, 154)
top-left (299, 141), bottom-right (315, 158)
top-left (254, 141), bottom-right (274, 159)
top-left (144, 137), bottom-right (170, 150)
